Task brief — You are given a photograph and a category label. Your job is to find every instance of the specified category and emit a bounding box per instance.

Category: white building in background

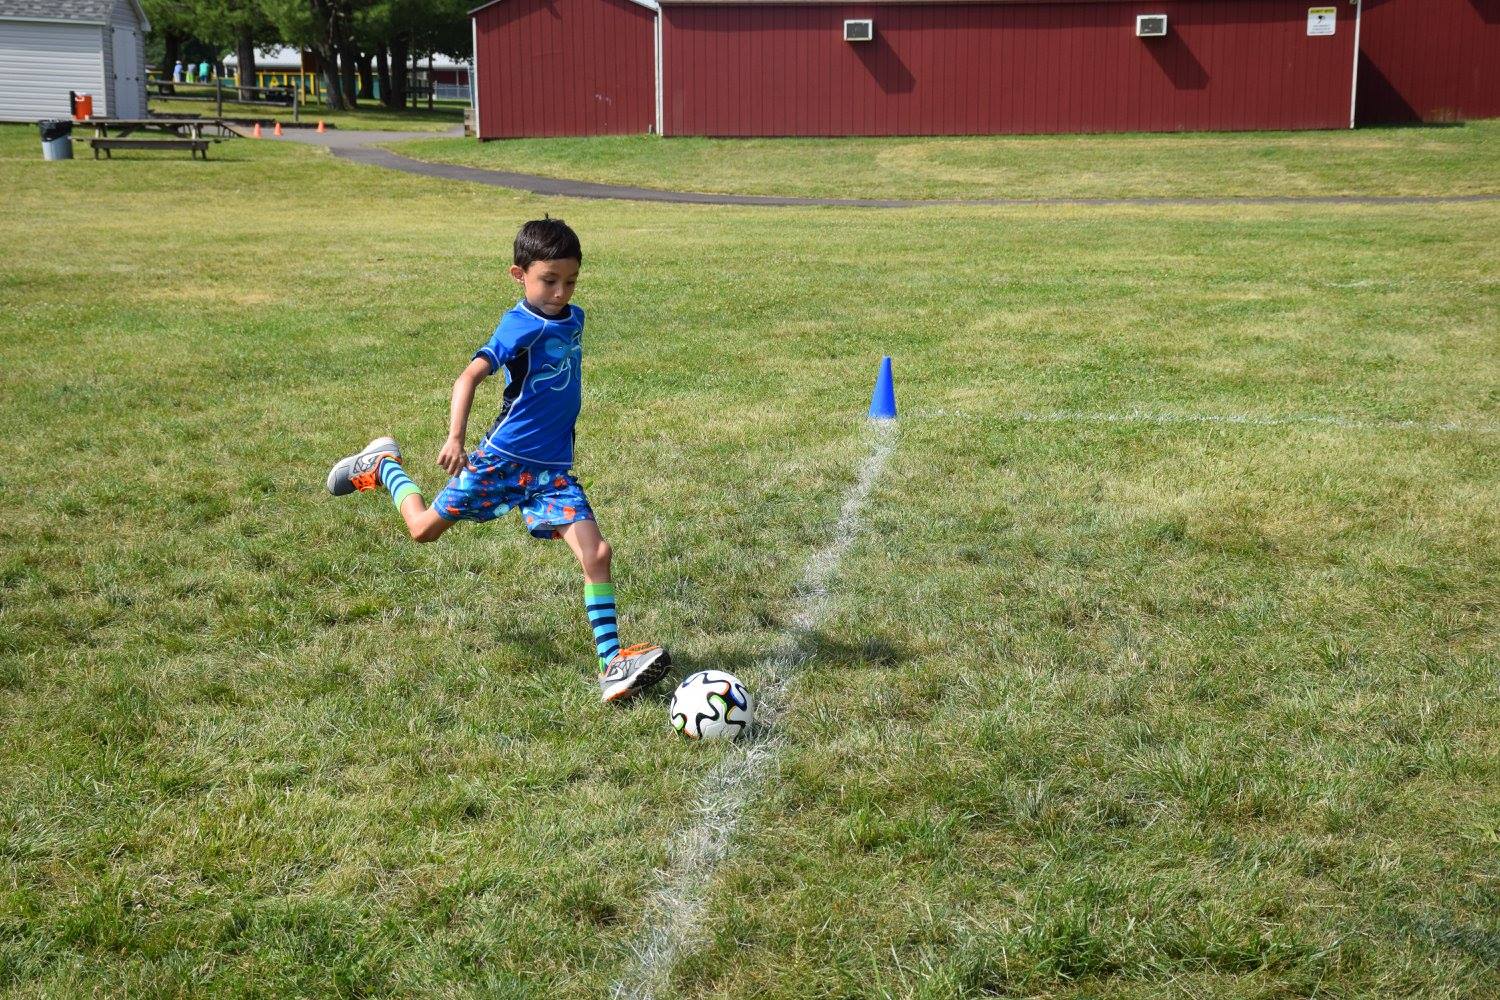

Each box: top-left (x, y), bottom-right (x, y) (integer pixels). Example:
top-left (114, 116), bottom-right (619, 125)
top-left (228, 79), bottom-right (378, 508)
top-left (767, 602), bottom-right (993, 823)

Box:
top-left (224, 46), bottom-right (473, 101)
top-left (0, 0), bottom-right (149, 121)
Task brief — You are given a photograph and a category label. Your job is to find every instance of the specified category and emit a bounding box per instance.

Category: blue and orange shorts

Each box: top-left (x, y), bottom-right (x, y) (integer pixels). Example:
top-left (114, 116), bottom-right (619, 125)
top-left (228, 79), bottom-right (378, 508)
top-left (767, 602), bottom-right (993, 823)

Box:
top-left (431, 451), bottom-right (594, 540)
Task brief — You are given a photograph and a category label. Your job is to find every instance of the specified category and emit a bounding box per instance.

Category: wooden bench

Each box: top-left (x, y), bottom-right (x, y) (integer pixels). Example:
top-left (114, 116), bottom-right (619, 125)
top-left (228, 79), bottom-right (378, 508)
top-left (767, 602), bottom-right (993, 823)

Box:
top-left (90, 137), bottom-right (210, 160)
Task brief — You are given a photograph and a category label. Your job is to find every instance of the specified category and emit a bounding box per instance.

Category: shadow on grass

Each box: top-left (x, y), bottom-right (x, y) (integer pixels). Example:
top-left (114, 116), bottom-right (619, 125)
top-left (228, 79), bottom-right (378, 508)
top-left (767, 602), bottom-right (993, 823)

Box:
top-left (639, 631), bottom-right (913, 709)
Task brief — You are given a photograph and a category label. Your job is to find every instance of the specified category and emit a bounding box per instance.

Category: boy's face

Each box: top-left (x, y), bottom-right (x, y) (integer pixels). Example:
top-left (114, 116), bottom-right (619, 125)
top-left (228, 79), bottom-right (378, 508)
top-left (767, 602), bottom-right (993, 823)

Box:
top-left (510, 258), bottom-right (580, 316)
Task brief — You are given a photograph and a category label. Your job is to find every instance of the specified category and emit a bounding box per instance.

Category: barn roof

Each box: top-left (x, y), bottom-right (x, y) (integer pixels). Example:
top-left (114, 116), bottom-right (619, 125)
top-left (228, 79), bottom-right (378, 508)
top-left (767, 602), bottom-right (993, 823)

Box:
top-left (0, 0), bottom-right (146, 27)
top-left (470, 0), bottom-right (658, 13)
top-left (652, 0), bottom-right (1131, 4)
top-left (473, 0), bottom-right (1178, 8)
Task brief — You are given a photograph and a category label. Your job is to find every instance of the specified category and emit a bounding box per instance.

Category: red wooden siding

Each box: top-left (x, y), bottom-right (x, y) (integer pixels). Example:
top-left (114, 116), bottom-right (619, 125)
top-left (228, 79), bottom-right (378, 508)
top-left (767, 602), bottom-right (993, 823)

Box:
top-left (661, 1), bottom-right (1357, 136)
top-left (1357, 0), bottom-right (1500, 124)
top-left (473, 0), bottom-right (655, 138)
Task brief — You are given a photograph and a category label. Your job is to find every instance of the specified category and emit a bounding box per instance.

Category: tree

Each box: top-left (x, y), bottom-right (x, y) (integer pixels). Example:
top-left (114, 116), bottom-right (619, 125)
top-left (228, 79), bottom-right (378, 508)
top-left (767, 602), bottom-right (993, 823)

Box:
top-left (261, 0), bottom-right (367, 110)
top-left (250, 0), bottom-right (469, 112)
top-left (140, 0), bottom-right (196, 85)
top-left (360, 0), bottom-right (468, 108)
top-left (187, 0), bottom-right (277, 98)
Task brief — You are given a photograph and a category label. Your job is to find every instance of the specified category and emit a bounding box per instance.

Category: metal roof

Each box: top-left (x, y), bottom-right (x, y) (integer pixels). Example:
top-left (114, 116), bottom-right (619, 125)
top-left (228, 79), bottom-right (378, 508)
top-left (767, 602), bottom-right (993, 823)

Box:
top-left (470, 0), bottom-right (657, 14)
top-left (472, 0), bottom-right (1195, 7)
top-left (657, 0), bottom-right (1189, 4)
top-left (223, 45), bottom-right (470, 71)
top-left (0, 0), bottom-right (116, 22)
top-left (0, 0), bottom-right (147, 27)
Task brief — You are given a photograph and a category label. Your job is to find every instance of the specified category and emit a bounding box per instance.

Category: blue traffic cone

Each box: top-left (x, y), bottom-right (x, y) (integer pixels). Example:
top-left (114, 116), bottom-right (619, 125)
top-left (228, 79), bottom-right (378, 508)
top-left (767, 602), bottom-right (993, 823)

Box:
top-left (868, 355), bottom-right (897, 420)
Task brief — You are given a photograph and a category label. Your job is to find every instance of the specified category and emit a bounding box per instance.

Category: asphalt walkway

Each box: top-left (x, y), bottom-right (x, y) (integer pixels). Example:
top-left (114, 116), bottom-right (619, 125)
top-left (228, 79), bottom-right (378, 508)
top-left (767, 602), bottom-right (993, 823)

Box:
top-left (278, 127), bottom-right (1500, 208)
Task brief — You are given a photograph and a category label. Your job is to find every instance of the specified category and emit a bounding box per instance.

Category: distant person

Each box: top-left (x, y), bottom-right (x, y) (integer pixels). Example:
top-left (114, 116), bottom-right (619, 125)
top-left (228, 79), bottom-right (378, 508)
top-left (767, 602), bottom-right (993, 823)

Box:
top-left (172, 60), bottom-right (183, 83)
top-left (199, 61), bottom-right (210, 83)
top-left (185, 63), bottom-right (196, 83)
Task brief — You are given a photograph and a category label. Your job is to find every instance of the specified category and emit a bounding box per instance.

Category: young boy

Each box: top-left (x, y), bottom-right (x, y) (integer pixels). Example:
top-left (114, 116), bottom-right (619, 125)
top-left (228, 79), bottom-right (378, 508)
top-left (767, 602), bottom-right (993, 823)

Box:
top-left (325, 217), bottom-right (670, 702)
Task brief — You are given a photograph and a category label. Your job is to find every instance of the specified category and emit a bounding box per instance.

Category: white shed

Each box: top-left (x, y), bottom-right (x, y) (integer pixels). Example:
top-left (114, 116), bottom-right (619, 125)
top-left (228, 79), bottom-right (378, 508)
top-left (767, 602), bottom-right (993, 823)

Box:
top-left (0, 0), bottom-right (150, 122)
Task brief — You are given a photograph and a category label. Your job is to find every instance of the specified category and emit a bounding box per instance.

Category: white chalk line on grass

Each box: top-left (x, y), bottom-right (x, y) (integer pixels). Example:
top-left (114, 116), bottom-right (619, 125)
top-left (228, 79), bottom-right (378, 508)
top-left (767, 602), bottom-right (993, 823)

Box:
top-left (612, 421), bottom-right (898, 1000)
top-left (920, 408), bottom-right (1497, 435)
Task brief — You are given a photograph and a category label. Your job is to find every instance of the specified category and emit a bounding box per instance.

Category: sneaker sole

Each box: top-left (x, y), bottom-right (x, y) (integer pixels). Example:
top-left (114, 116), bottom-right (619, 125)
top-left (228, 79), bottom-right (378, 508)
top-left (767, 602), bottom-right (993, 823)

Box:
top-left (601, 648), bottom-right (672, 703)
top-left (327, 436), bottom-right (400, 496)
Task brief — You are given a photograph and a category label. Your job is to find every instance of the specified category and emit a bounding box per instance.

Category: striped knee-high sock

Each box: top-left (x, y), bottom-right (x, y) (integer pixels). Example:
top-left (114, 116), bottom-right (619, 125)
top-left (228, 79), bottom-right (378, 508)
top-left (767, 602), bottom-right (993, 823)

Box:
top-left (585, 582), bottom-right (621, 671)
top-left (377, 457), bottom-right (420, 509)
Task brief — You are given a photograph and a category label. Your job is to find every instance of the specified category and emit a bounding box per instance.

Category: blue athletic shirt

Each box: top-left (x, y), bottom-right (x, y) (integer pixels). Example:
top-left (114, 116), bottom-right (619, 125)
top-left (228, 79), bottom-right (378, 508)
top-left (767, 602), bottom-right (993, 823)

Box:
top-left (472, 299), bottom-right (584, 467)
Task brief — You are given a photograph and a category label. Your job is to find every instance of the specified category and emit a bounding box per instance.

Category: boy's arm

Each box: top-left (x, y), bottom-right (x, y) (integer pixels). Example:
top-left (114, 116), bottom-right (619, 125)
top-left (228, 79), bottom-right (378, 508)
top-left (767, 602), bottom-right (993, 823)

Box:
top-left (437, 357), bottom-right (492, 475)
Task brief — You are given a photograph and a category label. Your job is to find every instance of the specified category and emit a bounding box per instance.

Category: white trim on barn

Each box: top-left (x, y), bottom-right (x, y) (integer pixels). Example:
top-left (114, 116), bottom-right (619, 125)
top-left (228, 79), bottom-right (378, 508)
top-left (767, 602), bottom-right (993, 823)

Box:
top-left (470, 17), bottom-right (481, 134)
top-left (654, 10), bottom-right (663, 135)
top-left (1348, 0), bottom-right (1363, 129)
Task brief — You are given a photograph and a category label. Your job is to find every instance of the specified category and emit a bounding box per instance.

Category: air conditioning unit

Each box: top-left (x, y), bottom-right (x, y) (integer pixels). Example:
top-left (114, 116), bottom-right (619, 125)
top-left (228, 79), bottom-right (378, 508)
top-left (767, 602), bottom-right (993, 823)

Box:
top-left (1136, 14), bottom-right (1168, 37)
top-left (844, 19), bottom-right (873, 42)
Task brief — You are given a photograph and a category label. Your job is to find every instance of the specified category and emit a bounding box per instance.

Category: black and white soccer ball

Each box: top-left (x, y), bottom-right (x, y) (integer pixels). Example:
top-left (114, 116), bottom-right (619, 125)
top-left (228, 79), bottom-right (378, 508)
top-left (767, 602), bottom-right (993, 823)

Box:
top-left (670, 670), bottom-right (754, 741)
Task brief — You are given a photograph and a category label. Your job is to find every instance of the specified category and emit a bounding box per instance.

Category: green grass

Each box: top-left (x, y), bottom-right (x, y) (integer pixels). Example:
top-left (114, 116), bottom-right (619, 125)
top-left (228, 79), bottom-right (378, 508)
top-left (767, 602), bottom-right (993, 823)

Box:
top-left (2, 122), bottom-right (1497, 998)
top-left (389, 120), bottom-right (1500, 199)
top-left (148, 97), bottom-right (464, 132)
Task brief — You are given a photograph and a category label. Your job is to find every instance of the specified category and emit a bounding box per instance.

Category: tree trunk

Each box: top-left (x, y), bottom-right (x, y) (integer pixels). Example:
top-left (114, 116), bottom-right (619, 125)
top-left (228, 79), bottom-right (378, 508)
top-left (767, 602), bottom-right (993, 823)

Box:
top-left (309, 0), bottom-right (347, 110)
top-left (338, 51), bottom-right (358, 109)
top-left (356, 50), bottom-right (375, 100)
top-left (162, 32), bottom-right (181, 94)
top-left (389, 33), bottom-right (409, 110)
top-left (331, 1), bottom-right (358, 109)
top-left (322, 68), bottom-right (345, 110)
top-left (316, 46), bottom-right (346, 110)
top-left (235, 31), bottom-right (257, 101)
top-left (377, 47), bottom-right (393, 108)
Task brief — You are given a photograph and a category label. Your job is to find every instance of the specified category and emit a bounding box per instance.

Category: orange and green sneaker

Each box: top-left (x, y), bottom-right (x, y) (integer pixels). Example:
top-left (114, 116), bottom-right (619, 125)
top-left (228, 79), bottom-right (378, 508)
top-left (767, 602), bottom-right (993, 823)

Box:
top-left (326, 436), bottom-right (402, 496)
top-left (599, 643), bottom-right (671, 703)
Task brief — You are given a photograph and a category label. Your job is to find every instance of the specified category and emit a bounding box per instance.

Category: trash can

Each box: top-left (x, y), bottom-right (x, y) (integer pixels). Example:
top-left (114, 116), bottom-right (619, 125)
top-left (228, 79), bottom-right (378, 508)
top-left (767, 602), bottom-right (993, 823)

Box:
top-left (38, 119), bottom-right (73, 160)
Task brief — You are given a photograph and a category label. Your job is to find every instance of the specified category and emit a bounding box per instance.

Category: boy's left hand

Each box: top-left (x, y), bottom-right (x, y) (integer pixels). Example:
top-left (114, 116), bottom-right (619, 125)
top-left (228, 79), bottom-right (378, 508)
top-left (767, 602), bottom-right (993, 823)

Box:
top-left (438, 436), bottom-right (467, 476)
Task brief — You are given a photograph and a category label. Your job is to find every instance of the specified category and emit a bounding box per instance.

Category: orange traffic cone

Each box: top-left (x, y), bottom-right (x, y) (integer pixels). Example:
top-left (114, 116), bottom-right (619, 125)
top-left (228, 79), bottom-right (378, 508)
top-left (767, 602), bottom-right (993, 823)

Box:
top-left (273, 121), bottom-right (283, 137)
top-left (316, 120), bottom-right (326, 134)
top-left (252, 122), bottom-right (262, 138)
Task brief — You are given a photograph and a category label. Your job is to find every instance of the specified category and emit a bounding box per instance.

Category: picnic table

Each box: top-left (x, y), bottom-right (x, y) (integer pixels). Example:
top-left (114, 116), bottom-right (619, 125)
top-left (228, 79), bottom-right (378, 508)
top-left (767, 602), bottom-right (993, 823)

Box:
top-left (80, 117), bottom-right (220, 139)
top-left (78, 118), bottom-right (228, 159)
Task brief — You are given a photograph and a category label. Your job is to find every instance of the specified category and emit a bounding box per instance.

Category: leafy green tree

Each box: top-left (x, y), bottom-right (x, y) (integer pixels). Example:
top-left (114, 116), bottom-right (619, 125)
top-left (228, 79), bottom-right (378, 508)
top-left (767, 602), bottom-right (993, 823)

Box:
top-left (349, 0), bottom-right (466, 109)
top-left (187, 0), bottom-right (277, 97)
top-left (261, 0), bottom-right (369, 110)
top-left (140, 0), bottom-right (195, 81)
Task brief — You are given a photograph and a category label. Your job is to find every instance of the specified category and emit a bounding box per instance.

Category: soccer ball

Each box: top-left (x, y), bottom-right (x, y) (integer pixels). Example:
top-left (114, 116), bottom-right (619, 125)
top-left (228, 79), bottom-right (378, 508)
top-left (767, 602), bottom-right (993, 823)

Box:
top-left (670, 670), bottom-right (754, 741)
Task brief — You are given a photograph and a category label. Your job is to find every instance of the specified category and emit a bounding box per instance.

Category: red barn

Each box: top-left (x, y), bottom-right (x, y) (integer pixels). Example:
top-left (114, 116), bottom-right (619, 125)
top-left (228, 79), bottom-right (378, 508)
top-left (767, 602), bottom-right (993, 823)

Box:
top-left (662, 0), bottom-right (1356, 136)
top-left (470, 0), bottom-right (657, 137)
top-left (1357, 0), bottom-right (1500, 124)
top-left (468, 0), bottom-right (1500, 138)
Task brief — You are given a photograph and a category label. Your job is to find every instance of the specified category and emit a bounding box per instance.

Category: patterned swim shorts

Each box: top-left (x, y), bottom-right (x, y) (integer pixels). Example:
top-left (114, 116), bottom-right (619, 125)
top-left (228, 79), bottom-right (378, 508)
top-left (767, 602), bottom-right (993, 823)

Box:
top-left (431, 451), bottom-right (594, 540)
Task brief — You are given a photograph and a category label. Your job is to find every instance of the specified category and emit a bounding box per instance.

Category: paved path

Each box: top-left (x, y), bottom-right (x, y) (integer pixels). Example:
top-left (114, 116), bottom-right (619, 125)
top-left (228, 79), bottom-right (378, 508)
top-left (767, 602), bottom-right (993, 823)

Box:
top-left (279, 127), bottom-right (1500, 208)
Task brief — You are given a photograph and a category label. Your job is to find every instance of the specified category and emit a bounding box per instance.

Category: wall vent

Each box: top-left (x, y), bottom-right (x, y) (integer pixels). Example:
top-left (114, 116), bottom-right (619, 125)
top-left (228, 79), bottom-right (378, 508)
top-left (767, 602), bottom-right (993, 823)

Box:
top-left (1136, 14), bottom-right (1168, 37)
top-left (844, 19), bottom-right (873, 42)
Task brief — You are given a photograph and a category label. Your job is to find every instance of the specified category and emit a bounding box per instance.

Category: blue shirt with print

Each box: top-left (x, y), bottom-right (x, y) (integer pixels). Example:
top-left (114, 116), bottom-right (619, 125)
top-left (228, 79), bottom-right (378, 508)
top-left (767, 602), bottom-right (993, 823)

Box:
top-left (473, 299), bottom-right (584, 467)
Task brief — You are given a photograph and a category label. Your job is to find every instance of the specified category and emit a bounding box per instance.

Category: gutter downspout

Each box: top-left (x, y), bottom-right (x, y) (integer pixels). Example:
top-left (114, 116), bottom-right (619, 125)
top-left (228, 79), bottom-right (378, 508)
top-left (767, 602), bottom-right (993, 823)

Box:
top-left (1348, 0), bottom-right (1362, 129)
top-left (471, 16), bottom-right (482, 138)
top-left (654, 10), bottom-right (664, 136)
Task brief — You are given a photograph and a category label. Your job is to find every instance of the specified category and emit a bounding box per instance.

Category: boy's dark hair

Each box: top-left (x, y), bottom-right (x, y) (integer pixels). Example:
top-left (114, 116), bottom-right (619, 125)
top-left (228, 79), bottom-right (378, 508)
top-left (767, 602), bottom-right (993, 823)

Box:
top-left (514, 217), bottom-right (582, 269)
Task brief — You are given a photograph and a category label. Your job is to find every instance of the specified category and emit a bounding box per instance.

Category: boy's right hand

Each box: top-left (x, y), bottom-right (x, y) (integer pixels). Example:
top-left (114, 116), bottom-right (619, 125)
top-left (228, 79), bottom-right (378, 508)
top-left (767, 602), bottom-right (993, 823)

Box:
top-left (438, 436), bottom-right (467, 476)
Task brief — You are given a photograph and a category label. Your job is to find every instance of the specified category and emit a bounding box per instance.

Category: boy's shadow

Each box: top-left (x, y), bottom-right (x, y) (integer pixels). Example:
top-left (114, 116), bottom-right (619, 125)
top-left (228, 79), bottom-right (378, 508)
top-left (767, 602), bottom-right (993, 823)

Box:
top-left (637, 631), bottom-right (911, 713)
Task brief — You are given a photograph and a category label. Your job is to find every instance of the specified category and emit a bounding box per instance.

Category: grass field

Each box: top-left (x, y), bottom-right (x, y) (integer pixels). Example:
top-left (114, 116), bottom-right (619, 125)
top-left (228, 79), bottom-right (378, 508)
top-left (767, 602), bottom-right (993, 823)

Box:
top-left (1, 122), bottom-right (1497, 998)
top-left (390, 120), bottom-right (1500, 200)
top-left (147, 96), bottom-right (465, 132)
